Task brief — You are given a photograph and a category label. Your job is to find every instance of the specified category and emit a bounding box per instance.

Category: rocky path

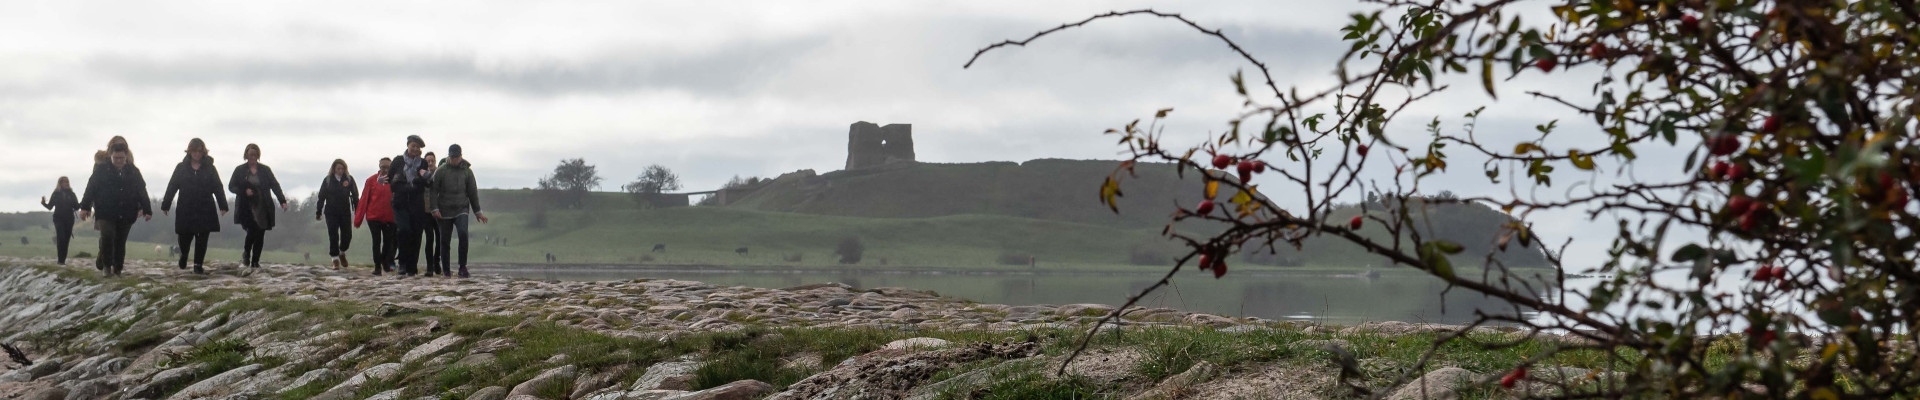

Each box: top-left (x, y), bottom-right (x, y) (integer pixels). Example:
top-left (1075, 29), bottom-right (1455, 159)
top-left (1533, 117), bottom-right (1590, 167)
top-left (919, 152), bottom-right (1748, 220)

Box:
top-left (0, 257), bottom-right (1575, 400)
top-left (2, 257), bottom-right (1254, 337)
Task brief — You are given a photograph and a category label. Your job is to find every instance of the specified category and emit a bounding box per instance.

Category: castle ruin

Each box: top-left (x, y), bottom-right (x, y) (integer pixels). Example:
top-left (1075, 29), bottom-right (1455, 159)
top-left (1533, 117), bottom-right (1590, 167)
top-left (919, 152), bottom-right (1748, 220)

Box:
top-left (845, 121), bottom-right (914, 170)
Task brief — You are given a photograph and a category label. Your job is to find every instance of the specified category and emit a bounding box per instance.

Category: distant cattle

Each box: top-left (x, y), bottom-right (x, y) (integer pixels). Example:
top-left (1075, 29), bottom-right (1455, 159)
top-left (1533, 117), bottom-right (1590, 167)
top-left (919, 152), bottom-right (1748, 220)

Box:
top-left (735, 247), bottom-right (750, 256)
top-left (652, 244), bottom-right (667, 253)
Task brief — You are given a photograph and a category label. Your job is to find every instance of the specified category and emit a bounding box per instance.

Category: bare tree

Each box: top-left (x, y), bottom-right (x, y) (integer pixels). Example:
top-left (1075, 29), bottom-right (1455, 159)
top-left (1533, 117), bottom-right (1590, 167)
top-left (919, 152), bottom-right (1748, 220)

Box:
top-left (622, 164), bottom-right (682, 208)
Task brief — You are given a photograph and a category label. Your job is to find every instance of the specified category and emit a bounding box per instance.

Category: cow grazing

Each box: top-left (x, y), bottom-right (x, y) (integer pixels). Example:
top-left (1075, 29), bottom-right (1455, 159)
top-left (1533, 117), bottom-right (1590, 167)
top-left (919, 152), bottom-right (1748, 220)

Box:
top-left (652, 244), bottom-right (667, 253)
top-left (735, 247), bottom-right (750, 256)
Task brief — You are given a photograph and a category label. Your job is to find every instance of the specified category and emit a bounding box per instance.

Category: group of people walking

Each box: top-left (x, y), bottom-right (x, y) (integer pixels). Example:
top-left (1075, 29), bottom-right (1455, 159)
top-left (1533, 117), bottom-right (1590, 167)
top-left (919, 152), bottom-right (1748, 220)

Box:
top-left (40, 135), bottom-right (486, 278)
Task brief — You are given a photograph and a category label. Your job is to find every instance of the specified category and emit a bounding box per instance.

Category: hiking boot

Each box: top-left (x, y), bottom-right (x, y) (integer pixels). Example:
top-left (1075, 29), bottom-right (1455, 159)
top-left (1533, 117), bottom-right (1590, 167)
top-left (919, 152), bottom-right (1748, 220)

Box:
top-left (458, 267), bottom-right (469, 278)
top-left (193, 265), bottom-right (205, 274)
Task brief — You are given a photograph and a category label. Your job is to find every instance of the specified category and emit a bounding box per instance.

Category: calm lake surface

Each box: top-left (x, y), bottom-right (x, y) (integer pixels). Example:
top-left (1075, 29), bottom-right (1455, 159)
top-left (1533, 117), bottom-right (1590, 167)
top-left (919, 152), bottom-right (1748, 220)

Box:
top-left (485, 266), bottom-right (1557, 325)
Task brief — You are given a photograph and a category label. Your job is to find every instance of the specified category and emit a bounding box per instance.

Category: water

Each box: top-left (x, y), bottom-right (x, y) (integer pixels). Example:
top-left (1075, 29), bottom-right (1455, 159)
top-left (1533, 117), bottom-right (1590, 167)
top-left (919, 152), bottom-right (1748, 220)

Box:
top-left (484, 266), bottom-right (1553, 325)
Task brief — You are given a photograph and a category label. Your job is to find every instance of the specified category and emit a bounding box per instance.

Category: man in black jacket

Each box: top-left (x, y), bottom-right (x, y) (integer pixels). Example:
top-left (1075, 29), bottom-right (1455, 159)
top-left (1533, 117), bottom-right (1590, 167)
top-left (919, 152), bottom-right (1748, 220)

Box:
top-left (78, 143), bottom-right (151, 277)
top-left (385, 135), bottom-right (431, 276)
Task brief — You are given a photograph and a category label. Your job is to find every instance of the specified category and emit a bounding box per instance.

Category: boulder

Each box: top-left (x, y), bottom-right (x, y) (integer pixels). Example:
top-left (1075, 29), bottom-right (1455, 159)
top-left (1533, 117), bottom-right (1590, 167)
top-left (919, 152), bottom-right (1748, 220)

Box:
top-left (631, 361), bottom-right (703, 391)
top-left (881, 337), bottom-right (950, 351)
top-left (402, 333), bottom-right (465, 363)
top-left (1388, 367), bottom-right (1480, 400)
top-left (570, 366), bottom-right (631, 399)
top-left (664, 380), bottom-right (772, 400)
top-left (61, 379), bottom-right (116, 400)
top-left (166, 363), bottom-right (263, 400)
top-left (1057, 304), bottom-right (1116, 317)
top-left (276, 368), bottom-right (342, 393)
top-left (18, 387), bottom-right (65, 400)
top-left (122, 363), bottom-right (204, 399)
top-left (467, 386), bottom-right (510, 400)
top-left (508, 364), bottom-right (577, 398)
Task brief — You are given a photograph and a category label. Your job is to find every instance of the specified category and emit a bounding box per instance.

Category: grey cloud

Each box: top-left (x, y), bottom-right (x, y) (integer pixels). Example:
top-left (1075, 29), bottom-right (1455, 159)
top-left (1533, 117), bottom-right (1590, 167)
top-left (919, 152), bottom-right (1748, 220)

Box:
top-left (83, 35), bottom-right (831, 97)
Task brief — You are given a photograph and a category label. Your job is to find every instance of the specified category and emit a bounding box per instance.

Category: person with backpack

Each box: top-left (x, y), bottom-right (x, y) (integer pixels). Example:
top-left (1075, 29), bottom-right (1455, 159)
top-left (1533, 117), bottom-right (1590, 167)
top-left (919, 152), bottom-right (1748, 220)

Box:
top-left (39, 177), bottom-right (79, 265)
top-left (356, 157), bottom-right (397, 275)
top-left (159, 138), bottom-right (229, 274)
top-left (427, 144), bottom-right (489, 278)
top-left (230, 143), bottom-right (287, 269)
top-left (316, 159), bottom-right (359, 270)
top-left (78, 142), bottom-right (150, 277)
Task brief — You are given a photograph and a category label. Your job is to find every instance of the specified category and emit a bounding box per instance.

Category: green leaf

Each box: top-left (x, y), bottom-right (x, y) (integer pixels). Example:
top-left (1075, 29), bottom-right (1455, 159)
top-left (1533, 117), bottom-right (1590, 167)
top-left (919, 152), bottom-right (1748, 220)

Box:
top-left (1670, 244), bottom-right (1707, 262)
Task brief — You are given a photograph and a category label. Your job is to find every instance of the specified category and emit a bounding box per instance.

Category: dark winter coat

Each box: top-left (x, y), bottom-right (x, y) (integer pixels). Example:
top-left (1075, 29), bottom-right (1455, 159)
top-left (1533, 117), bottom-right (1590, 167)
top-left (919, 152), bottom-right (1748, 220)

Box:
top-left (78, 162), bottom-right (151, 223)
top-left (161, 156), bottom-right (230, 234)
top-left (317, 173), bottom-right (359, 219)
top-left (230, 162), bottom-right (286, 231)
top-left (385, 154), bottom-right (431, 214)
top-left (426, 159), bottom-right (481, 217)
top-left (41, 189), bottom-right (77, 221)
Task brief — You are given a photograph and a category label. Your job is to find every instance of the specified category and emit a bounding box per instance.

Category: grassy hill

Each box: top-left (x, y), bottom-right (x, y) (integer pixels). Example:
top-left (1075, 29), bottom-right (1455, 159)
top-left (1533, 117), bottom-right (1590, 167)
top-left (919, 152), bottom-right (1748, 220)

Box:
top-left (0, 159), bottom-right (1549, 272)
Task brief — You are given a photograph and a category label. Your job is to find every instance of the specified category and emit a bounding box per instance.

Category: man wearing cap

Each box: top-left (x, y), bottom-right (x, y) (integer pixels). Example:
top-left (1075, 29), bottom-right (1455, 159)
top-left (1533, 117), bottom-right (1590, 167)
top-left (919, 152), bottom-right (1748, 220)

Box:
top-left (427, 144), bottom-right (488, 278)
top-left (384, 135), bottom-right (432, 276)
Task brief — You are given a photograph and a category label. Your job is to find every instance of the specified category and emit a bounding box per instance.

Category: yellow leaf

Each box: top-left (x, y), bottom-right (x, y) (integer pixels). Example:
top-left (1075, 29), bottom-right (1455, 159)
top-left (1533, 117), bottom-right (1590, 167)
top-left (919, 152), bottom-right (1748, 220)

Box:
top-left (1099, 178), bottom-right (1123, 214)
top-left (1205, 181), bottom-right (1220, 199)
top-left (1514, 142), bottom-right (1544, 155)
top-left (1569, 150), bottom-right (1596, 170)
top-left (1821, 343), bottom-right (1840, 360)
top-left (1230, 189), bottom-right (1253, 206)
top-left (1811, 388), bottom-right (1839, 400)
top-left (1155, 108), bottom-right (1174, 118)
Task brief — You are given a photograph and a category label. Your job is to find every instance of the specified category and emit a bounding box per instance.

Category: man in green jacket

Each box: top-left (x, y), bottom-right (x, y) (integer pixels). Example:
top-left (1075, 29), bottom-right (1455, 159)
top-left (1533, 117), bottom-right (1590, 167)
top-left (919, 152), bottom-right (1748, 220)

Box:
top-left (426, 144), bottom-right (488, 278)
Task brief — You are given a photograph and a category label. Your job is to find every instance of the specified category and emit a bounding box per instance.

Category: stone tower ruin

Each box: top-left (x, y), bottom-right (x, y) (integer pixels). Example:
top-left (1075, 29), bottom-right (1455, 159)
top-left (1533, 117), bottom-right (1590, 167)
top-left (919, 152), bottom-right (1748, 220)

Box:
top-left (845, 121), bottom-right (914, 170)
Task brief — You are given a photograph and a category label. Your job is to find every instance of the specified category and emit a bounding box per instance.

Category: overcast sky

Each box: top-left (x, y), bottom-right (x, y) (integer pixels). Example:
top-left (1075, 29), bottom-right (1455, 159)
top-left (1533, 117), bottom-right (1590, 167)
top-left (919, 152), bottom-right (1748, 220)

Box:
top-left (0, 1), bottom-right (1699, 266)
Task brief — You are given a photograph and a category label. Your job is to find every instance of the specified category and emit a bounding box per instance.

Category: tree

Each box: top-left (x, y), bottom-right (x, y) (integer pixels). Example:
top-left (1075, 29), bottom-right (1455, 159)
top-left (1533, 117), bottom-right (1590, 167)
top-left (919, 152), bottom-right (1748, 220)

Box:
top-left (537, 158), bottom-right (600, 209)
top-left (622, 164), bottom-right (682, 207)
top-left (975, 2), bottom-right (1918, 397)
top-left (835, 236), bottom-right (864, 264)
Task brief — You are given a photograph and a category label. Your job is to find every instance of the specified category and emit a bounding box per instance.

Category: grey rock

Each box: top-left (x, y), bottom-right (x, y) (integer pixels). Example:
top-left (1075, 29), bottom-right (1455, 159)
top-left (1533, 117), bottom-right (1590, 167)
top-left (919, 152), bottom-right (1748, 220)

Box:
top-left (123, 363), bottom-right (204, 399)
top-left (402, 333), bottom-right (465, 363)
top-left (454, 353), bottom-right (499, 369)
top-left (19, 387), bottom-right (65, 400)
top-left (630, 390), bottom-right (690, 400)
top-left (631, 361), bottom-right (703, 391)
top-left (882, 337), bottom-right (949, 351)
top-left (1388, 367), bottom-right (1480, 400)
top-left (364, 388), bottom-right (406, 400)
top-left (508, 364), bottom-right (577, 398)
top-left (467, 386), bottom-right (511, 400)
top-left (663, 379), bottom-right (772, 400)
top-left (62, 379), bottom-right (116, 400)
top-left (166, 363), bottom-right (263, 400)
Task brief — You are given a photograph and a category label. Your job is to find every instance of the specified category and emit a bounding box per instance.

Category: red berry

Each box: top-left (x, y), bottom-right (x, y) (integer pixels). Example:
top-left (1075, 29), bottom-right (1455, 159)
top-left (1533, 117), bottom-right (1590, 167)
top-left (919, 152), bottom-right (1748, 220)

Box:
top-left (1740, 212), bottom-right (1759, 231)
top-left (1357, 144), bottom-right (1370, 157)
top-left (1708, 135), bottom-right (1742, 156)
top-left (1710, 161), bottom-right (1731, 180)
top-left (1238, 170), bottom-right (1252, 184)
top-left (1195, 200), bottom-right (1215, 215)
top-left (1587, 43), bottom-right (1608, 59)
top-left (1212, 259), bottom-right (1228, 278)
top-left (1761, 116), bottom-right (1780, 133)
top-left (1878, 173), bottom-right (1895, 190)
top-left (1752, 266), bottom-right (1773, 282)
top-left (1500, 367), bottom-right (1527, 388)
top-left (1535, 58), bottom-right (1558, 72)
top-left (1758, 330), bottom-right (1777, 347)
top-left (1238, 160), bottom-right (1257, 175)
top-left (1212, 154), bottom-right (1233, 170)
top-left (1254, 161), bottom-right (1268, 173)
top-left (1774, 267), bottom-right (1791, 283)
top-left (1680, 15), bottom-right (1700, 34)
top-left (1891, 186), bottom-right (1910, 207)
top-left (1197, 254), bottom-right (1214, 271)
top-left (1726, 164), bottom-right (1750, 181)
top-left (1349, 215), bottom-right (1364, 229)
top-left (1727, 195), bottom-right (1755, 215)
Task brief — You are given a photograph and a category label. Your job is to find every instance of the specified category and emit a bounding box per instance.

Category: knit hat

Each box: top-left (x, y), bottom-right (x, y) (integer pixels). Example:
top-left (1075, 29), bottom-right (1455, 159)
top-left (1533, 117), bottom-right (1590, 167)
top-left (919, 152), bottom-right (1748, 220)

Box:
top-left (448, 144), bottom-right (463, 158)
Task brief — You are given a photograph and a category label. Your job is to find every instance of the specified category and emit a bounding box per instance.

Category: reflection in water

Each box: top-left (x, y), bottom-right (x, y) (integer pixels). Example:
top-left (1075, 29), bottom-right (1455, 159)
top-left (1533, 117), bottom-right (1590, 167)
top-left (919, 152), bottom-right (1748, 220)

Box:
top-left (488, 267), bottom-right (1545, 325)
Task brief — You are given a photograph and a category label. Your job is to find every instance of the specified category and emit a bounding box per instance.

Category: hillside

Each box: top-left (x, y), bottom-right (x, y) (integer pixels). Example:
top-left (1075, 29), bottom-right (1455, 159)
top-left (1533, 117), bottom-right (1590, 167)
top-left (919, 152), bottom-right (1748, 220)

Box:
top-left (0, 159), bottom-right (1550, 270)
top-left (727, 159), bottom-right (1195, 228)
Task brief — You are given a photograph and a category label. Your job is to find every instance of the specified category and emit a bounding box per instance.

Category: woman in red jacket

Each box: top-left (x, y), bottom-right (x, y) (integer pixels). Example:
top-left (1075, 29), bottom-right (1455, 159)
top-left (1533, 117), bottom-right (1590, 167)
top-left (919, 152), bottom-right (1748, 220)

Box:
top-left (355, 157), bottom-right (397, 275)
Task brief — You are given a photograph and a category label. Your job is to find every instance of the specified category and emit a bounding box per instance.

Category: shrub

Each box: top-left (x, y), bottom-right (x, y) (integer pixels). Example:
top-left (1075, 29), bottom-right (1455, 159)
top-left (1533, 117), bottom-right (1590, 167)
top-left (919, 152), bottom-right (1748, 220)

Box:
top-left (834, 237), bottom-right (863, 264)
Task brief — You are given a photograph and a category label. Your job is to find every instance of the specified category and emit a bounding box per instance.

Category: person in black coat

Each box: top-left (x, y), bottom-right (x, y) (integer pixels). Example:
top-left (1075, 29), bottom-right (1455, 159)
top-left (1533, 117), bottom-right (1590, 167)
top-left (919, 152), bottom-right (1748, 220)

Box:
top-left (39, 177), bottom-right (79, 265)
top-left (385, 135), bottom-right (431, 276)
top-left (78, 142), bottom-right (150, 277)
top-left (160, 138), bottom-right (229, 274)
top-left (229, 143), bottom-right (287, 269)
top-left (316, 158), bottom-right (359, 270)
